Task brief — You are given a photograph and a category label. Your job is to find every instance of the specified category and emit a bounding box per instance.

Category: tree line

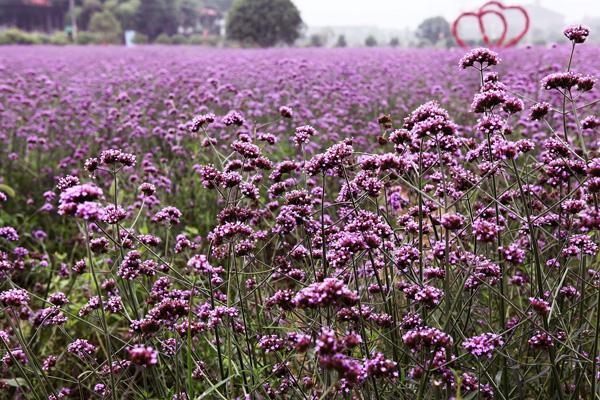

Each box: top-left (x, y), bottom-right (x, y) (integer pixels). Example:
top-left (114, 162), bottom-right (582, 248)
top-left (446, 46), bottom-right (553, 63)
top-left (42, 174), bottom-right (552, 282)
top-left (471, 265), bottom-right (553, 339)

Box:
top-left (1, 0), bottom-right (454, 47)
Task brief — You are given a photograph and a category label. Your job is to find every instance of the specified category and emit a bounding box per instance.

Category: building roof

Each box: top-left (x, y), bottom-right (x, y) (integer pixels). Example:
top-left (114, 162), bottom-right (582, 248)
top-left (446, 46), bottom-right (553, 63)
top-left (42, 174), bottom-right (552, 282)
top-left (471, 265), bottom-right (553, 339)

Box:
top-left (199, 7), bottom-right (221, 17)
top-left (24, 0), bottom-right (52, 6)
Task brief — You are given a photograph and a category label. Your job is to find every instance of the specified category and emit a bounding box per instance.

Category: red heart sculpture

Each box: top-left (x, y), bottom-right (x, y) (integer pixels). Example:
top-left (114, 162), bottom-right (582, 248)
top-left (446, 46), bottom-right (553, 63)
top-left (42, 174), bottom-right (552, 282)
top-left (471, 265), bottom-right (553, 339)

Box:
top-left (452, 1), bottom-right (530, 48)
top-left (479, 1), bottom-right (530, 47)
top-left (452, 9), bottom-right (508, 48)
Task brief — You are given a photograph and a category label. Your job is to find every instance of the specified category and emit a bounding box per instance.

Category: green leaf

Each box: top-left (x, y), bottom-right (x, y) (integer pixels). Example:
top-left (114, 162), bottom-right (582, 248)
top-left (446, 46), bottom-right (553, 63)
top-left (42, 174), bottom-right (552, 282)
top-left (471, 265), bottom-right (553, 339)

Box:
top-left (3, 377), bottom-right (27, 387)
top-left (198, 375), bottom-right (233, 399)
top-left (184, 226), bottom-right (199, 236)
top-left (0, 184), bottom-right (16, 197)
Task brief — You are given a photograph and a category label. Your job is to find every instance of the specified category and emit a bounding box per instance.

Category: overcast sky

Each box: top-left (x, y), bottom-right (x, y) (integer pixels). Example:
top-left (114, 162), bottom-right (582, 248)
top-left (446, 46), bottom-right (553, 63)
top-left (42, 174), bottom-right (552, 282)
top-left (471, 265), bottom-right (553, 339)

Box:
top-left (294, 0), bottom-right (598, 30)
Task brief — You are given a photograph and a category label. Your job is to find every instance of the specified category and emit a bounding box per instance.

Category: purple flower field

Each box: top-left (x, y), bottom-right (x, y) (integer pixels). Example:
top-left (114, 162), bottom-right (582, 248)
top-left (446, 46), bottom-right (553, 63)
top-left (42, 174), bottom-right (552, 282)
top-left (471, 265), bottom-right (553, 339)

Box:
top-left (1, 28), bottom-right (600, 399)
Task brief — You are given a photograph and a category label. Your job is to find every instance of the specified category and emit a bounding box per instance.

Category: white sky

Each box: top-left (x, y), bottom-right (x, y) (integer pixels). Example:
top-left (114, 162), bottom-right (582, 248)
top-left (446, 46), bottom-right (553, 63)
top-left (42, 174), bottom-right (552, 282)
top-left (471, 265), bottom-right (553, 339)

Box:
top-left (294, 0), bottom-right (598, 29)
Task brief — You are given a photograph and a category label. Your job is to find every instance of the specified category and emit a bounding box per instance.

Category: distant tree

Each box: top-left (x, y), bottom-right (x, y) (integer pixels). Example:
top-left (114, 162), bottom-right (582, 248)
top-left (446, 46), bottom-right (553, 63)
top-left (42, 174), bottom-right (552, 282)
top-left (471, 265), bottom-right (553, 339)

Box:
top-left (154, 33), bottom-right (172, 44)
top-left (133, 32), bottom-right (149, 44)
top-left (226, 0), bottom-right (303, 47)
top-left (389, 37), bottom-right (399, 47)
top-left (335, 34), bottom-right (347, 47)
top-left (204, 0), bottom-right (235, 13)
top-left (104, 0), bottom-right (141, 30)
top-left (171, 33), bottom-right (187, 44)
top-left (89, 10), bottom-right (122, 43)
top-left (76, 0), bottom-right (103, 30)
top-left (135, 0), bottom-right (178, 40)
top-left (365, 34), bottom-right (377, 47)
top-left (310, 34), bottom-right (324, 47)
top-left (177, 0), bottom-right (202, 32)
top-left (416, 16), bottom-right (451, 46)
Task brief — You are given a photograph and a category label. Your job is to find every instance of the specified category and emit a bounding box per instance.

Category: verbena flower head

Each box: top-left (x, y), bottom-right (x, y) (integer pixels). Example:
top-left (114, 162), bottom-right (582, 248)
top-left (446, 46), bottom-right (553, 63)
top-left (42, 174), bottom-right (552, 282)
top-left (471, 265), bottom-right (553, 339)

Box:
top-left (100, 204), bottom-right (127, 224)
top-left (293, 278), bottom-right (358, 308)
top-left (56, 175), bottom-right (80, 191)
top-left (293, 125), bottom-right (317, 146)
top-left (152, 206), bottom-right (182, 225)
top-left (128, 344), bottom-right (158, 367)
top-left (529, 297), bottom-right (551, 316)
top-left (528, 331), bottom-right (554, 349)
top-left (582, 115), bottom-right (600, 130)
top-left (0, 288), bottom-right (30, 306)
top-left (364, 352), bottom-right (398, 379)
top-left (67, 339), bottom-right (97, 359)
top-left (463, 332), bottom-right (504, 358)
top-left (563, 24), bottom-right (590, 44)
top-left (279, 106), bottom-right (293, 118)
top-left (541, 72), bottom-right (580, 91)
top-left (471, 90), bottom-right (507, 113)
top-left (529, 102), bottom-right (551, 121)
top-left (403, 326), bottom-right (453, 350)
top-left (190, 113), bottom-right (216, 132)
top-left (258, 335), bottom-right (285, 353)
top-left (0, 226), bottom-right (19, 241)
top-left (139, 182), bottom-right (156, 196)
top-left (459, 48), bottom-right (500, 69)
top-left (222, 110), bottom-right (244, 126)
top-left (99, 149), bottom-right (136, 167)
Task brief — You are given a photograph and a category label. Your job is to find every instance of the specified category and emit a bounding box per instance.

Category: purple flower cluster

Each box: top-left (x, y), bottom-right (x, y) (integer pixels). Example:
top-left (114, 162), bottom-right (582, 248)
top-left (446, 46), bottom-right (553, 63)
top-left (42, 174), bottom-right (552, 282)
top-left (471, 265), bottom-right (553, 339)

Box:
top-left (127, 344), bottom-right (158, 367)
top-left (0, 25), bottom-right (599, 399)
top-left (463, 332), bottom-right (504, 358)
top-left (293, 278), bottom-right (358, 308)
top-left (564, 24), bottom-right (590, 43)
top-left (67, 339), bottom-right (97, 359)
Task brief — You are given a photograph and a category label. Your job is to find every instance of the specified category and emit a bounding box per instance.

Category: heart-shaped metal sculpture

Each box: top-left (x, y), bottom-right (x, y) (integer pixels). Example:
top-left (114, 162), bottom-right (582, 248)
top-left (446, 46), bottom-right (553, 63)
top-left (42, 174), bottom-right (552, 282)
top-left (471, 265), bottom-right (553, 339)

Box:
top-left (452, 9), bottom-right (508, 48)
top-left (452, 0), bottom-right (530, 48)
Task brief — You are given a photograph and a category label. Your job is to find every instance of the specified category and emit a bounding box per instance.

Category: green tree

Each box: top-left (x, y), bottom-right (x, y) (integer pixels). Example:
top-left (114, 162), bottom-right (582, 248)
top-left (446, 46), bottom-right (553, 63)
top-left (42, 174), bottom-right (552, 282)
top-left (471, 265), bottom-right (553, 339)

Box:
top-left (335, 34), bottom-right (347, 48)
top-left (204, 0), bottom-right (235, 13)
top-left (135, 0), bottom-right (178, 40)
top-left (415, 16), bottom-right (451, 47)
top-left (177, 0), bottom-right (202, 32)
top-left (226, 0), bottom-right (303, 47)
top-left (76, 0), bottom-right (103, 30)
top-left (389, 37), bottom-right (399, 47)
top-left (89, 10), bottom-right (122, 43)
top-left (365, 34), bottom-right (377, 47)
top-left (309, 33), bottom-right (324, 47)
top-left (105, 0), bottom-right (141, 30)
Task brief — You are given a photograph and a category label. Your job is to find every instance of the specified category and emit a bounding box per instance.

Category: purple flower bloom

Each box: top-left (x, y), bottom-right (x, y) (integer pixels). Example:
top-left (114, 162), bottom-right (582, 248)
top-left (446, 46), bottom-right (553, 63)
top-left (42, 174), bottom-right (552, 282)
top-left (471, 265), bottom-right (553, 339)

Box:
top-left (0, 288), bottom-right (29, 306)
top-left (293, 278), bottom-right (358, 309)
top-left (528, 331), bottom-right (554, 349)
top-left (0, 226), bottom-right (19, 241)
top-left (58, 183), bottom-right (104, 216)
top-left (364, 352), bottom-right (398, 379)
top-left (118, 251), bottom-right (142, 280)
top-left (128, 344), bottom-right (158, 367)
top-left (563, 24), bottom-right (590, 43)
top-left (67, 339), bottom-right (97, 359)
top-left (529, 297), bottom-right (551, 316)
top-left (403, 326), bottom-right (453, 350)
top-left (463, 332), bottom-right (504, 358)
top-left (99, 149), bottom-right (136, 167)
top-left (459, 48), bottom-right (500, 69)
top-left (293, 125), bottom-right (317, 146)
top-left (258, 335), bottom-right (285, 353)
top-left (190, 113), bottom-right (216, 132)
top-left (152, 206), bottom-right (182, 225)
top-left (473, 219), bottom-right (502, 242)
top-left (100, 204), bottom-right (127, 224)
top-left (222, 110), bottom-right (245, 126)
